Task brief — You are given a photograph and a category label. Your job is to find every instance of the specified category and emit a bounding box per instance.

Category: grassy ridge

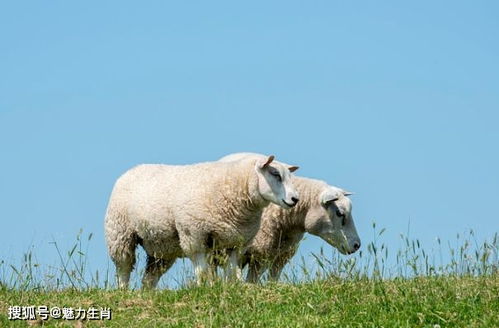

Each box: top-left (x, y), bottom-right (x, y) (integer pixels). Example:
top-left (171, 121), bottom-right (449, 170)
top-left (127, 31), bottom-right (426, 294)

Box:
top-left (1, 228), bottom-right (497, 327)
top-left (1, 275), bottom-right (498, 327)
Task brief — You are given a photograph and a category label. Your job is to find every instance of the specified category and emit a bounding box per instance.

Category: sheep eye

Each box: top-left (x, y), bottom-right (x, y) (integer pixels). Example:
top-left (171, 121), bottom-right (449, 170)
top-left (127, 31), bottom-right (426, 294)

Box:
top-left (269, 169), bottom-right (282, 181)
top-left (336, 209), bottom-right (346, 225)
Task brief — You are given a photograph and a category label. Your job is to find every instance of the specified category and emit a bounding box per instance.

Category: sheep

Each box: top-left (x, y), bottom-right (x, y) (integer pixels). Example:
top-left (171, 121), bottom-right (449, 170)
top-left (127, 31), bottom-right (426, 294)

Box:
top-left (104, 155), bottom-right (300, 288)
top-left (219, 153), bottom-right (360, 283)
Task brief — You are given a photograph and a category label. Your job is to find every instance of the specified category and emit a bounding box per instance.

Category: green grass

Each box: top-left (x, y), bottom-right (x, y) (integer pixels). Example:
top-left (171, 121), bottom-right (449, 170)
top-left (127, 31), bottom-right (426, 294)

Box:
top-left (0, 275), bottom-right (497, 327)
top-left (0, 227), bottom-right (497, 327)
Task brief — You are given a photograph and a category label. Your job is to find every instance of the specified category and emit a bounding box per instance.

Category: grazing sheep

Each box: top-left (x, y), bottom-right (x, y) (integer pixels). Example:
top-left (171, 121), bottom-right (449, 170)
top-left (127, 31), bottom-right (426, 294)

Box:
top-left (104, 155), bottom-right (300, 288)
top-left (219, 153), bottom-right (360, 283)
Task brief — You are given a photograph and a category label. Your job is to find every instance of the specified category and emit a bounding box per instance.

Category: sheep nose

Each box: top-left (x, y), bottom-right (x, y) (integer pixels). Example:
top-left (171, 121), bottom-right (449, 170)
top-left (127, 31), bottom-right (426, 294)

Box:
top-left (353, 242), bottom-right (361, 251)
top-left (291, 197), bottom-right (299, 205)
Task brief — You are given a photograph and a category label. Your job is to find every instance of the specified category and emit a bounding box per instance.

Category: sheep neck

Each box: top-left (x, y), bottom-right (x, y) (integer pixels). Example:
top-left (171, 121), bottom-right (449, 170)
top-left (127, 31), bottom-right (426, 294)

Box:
top-left (210, 159), bottom-right (268, 227)
top-left (263, 176), bottom-right (326, 235)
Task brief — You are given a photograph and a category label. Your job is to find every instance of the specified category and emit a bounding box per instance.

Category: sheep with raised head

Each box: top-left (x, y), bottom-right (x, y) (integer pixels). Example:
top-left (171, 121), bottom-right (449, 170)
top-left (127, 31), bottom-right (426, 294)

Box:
top-left (219, 153), bottom-right (360, 283)
top-left (104, 155), bottom-right (299, 288)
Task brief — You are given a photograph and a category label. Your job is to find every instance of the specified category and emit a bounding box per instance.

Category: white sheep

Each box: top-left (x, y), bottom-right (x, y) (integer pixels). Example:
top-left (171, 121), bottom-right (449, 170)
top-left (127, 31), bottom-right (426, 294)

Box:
top-left (219, 153), bottom-right (360, 283)
top-left (104, 155), bottom-right (300, 288)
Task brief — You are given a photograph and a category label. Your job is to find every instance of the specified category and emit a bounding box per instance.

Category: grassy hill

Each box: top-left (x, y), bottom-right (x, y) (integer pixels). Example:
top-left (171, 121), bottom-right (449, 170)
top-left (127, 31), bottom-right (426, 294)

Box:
top-left (1, 275), bottom-right (498, 327)
top-left (1, 229), bottom-right (497, 327)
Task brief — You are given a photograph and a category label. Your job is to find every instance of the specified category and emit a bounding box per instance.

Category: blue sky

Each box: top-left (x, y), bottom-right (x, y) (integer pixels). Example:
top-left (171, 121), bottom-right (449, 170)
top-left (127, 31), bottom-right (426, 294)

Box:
top-left (1, 1), bottom-right (498, 287)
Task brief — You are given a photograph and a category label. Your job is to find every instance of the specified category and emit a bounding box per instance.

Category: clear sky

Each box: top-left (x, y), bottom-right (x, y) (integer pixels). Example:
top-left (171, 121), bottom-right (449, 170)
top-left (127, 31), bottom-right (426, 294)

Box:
top-left (1, 1), bottom-right (498, 287)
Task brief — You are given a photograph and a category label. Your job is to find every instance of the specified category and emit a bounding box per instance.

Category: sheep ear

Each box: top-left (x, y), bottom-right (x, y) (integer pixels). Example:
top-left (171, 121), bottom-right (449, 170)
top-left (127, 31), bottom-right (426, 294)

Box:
top-left (323, 196), bottom-right (339, 206)
top-left (288, 166), bottom-right (299, 173)
top-left (343, 191), bottom-right (354, 196)
top-left (321, 190), bottom-right (340, 206)
top-left (258, 155), bottom-right (275, 169)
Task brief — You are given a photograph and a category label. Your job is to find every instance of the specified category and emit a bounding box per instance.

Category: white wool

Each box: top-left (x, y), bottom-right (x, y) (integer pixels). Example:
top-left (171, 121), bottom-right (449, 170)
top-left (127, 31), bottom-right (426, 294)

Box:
top-left (105, 155), bottom-right (299, 288)
top-left (219, 152), bottom-right (360, 283)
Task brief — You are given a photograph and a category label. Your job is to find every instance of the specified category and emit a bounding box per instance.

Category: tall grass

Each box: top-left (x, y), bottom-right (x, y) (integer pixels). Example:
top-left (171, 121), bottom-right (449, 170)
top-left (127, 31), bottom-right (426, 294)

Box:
top-left (1, 229), bottom-right (108, 291)
top-left (284, 222), bottom-right (497, 283)
top-left (1, 223), bottom-right (498, 291)
top-left (1, 224), bottom-right (497, 327)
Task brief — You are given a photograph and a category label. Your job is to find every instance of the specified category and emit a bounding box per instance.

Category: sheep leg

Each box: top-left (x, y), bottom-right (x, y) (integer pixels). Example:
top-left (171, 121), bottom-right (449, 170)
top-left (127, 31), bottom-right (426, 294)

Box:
top-left (268, 261), bottom-right (286, 282)
top-left (246, 261), bottom-right (264, 283)
top-left (207, 255), bottom-right (218, 281)
top-left (223, 249), bottom-right (243, 282)
top-left (116, 263), bottom-right (133, 289)
top-left (142, 256), bottom-right (175, 289)
top-left (191, 252), bottom-right (211, 285)
top-left (109, 233), bottom-right (138, 289)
